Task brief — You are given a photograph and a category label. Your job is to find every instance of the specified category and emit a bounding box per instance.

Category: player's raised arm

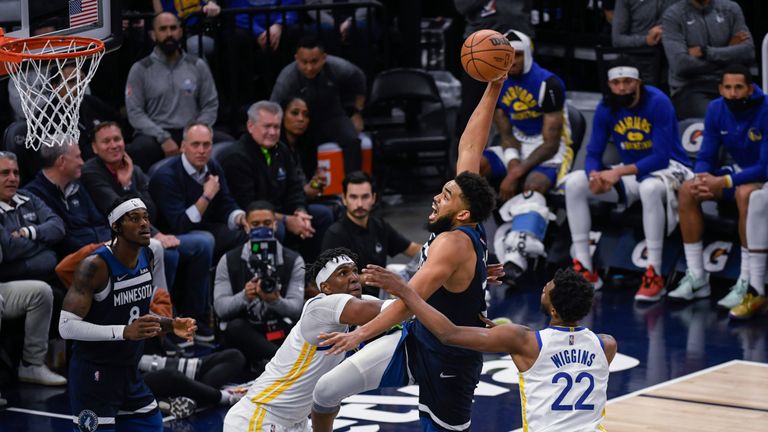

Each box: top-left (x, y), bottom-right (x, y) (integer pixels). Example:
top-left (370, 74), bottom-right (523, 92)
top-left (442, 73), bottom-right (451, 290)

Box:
top-left (456, 79), bottom-right (506, 175)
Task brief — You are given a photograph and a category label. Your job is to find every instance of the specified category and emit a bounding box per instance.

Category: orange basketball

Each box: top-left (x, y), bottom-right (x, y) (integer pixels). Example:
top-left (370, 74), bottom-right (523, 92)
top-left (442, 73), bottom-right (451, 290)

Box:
top-left (461, 29), bottom-right (515, 82)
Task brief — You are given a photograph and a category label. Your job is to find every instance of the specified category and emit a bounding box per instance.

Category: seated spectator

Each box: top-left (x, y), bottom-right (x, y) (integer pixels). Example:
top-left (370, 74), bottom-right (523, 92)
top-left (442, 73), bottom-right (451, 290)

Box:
top-left (22, 141), bottom-right (172, 294)
top-left (0, 279), bottom-right (67, 386)
top-left (281, 97), bottom-right (324, 195)
top-left (662, 0), bottom-right (754, 120)
top-left (0, 152), bottom-right (63, 281)
top-left (321, 171), bottom-right (420, 297)
top-left (213, 200), bottom-right (304, 371)
top-left (218, 101), bottom-right (332, 262)
top-left (228, 0), bottom-right (300, 53)
top-left (138, 349), bottom-right (246, 418)
top-left (669, 65), bottom-right (768, 318)
top-left (81, 122), bottom-right (215, 343)
top-left (125, 12), bottom-right (228, 171)
top-left (149, 122), bottom-right (248, 259)
top-left (563, 59), bottom-right (692, 299)
top-left (152, 0), bottom-right (221, 58)
top-left (611, 0), bottom-right (677, 86)
top-left (479, 29), bottom-right (570, 281)
top-left (270, 35), bottom-right (366, 173)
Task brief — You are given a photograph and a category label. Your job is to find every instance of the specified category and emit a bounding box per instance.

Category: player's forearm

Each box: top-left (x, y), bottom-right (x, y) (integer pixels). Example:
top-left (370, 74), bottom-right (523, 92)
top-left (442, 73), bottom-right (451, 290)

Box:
top-left (457, 81), bottom-right (504, 174)
top-left (355, 299), bottom-right (412, 340)
top-left (59, 311), bottom-right (126, 341)
top-left (397, 289), bottom-right (457, 344)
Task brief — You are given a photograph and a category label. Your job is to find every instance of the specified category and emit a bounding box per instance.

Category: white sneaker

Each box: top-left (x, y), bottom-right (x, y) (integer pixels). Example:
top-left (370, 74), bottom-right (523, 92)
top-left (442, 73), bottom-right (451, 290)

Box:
top-left (668, 271), bottom-right (710, 301)
top-left (18, 363), bottom-right (67, 386)
top-left (717, 278), bottom-right (749, 309)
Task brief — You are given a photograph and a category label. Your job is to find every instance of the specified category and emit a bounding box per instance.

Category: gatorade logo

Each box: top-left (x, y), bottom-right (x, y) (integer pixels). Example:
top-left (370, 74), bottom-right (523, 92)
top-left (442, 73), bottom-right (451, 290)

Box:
top-left (682, 122), bottom-right (704, 154)
top-left (703, 241), bottom-right (732, 273)
top-left (631, 240), bottom-right (648, 268)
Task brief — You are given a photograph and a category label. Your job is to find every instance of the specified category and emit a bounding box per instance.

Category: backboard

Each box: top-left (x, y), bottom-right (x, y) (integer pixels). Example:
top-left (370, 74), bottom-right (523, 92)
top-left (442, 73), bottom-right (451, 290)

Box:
top-left (0, 0), bottom-right (121, 52)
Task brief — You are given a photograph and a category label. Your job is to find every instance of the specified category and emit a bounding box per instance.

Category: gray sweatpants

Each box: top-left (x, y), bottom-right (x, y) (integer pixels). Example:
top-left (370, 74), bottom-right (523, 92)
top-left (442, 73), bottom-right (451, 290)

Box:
top-left (0, 280), bottom-right (53, 365)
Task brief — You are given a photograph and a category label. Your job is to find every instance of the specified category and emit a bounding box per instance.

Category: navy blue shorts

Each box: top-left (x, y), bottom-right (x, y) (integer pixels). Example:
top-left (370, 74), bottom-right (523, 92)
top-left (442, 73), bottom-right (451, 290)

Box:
top-left (69, 358), bottom-right (161, 431)
top-left (380, 322), bottom-right (482, 431)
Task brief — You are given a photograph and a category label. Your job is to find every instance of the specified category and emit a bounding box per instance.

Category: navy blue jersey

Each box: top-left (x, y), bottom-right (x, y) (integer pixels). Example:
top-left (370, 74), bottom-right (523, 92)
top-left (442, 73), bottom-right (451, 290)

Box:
top-left (73, 245), bottom-right (154, 366)
top-left (414, 224), bottom-right (488, 357)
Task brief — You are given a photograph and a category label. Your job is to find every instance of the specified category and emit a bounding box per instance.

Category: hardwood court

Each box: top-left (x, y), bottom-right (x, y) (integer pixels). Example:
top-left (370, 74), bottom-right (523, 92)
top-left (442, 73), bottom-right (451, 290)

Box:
top-left (603, 360), bottom-right (768, 431)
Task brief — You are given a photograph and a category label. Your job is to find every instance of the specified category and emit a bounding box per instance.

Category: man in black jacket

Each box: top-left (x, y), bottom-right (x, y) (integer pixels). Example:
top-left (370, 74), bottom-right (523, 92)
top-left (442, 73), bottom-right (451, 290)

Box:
top-left (218, 101), bottom-right (332, 261)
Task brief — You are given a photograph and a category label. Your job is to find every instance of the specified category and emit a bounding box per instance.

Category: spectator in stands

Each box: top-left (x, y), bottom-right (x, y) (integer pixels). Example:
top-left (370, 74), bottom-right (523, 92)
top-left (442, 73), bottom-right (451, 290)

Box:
top-left (564, 59), bottom-right (692, 299)
top-left (479, 29), bottom-right (570, 281)
top-left (611, 0), bottom-right (677, 86)
top-left (321, 171), bottom-right (420, 297)
top-left (228, 0), bottom-right (301, 51)
top-left (454, 0), bottom-right (532, 141)
top-left (662, 0), bottom-right (754, 120)
top-left (152, 0), bottom-right (221, 58)
top-left (218, 101), bottom-right (332, 262)
top-left (149, 122), bottom-right (248, 260)
top-left (669, 65), bottom-right (768, 318)
top-left (213, 200), bottom-right (304, 370)
top-left (125, 12), bottom-right (225, 171)
top-left (0, 152), bottom-right (63, 281)
top-left (81, 122), bottom-right (216, 343)
top-left (0, 279), bottom-right (67, 386)
top-left (281, 97), bottom-right (322, 192)
top-left (270, 35), bottom-right (366, 173)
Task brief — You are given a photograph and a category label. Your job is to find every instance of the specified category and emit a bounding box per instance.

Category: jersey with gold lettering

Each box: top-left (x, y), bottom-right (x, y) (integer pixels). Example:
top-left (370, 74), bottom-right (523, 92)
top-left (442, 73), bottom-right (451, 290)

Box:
top-left (519, 326), bottom-right (609, 432)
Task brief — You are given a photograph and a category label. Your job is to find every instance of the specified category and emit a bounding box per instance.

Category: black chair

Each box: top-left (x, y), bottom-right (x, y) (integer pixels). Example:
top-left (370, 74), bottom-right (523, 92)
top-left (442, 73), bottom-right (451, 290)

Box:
top-left (566, 103), bottom-right (586, 166)
top-left (211, 140), bottom-right (236, 164)
top-left (365, 68), bottom-right (451, 192)
top-left (2, 120), bottom-right (39, 186)
top-left (147, 156), bottom-right (177, 178)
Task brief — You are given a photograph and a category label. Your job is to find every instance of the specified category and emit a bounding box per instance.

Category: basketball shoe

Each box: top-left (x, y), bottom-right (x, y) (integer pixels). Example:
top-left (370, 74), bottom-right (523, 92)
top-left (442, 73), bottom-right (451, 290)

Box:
top-left (717, 278), bottom-right (748, 309)
top-left (728, 290), bottom-right (767, 320)
top-left (668, 270), bottom-right (710, 301)
top-left (635, 265), bottom-right (665, 302)
top-left (572, 259), bottom-right (603, 290)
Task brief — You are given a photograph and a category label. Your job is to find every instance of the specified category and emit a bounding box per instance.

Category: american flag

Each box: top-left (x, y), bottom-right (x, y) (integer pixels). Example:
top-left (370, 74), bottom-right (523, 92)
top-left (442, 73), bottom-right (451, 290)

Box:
top-left (69, 0), bottom-right (99, 28)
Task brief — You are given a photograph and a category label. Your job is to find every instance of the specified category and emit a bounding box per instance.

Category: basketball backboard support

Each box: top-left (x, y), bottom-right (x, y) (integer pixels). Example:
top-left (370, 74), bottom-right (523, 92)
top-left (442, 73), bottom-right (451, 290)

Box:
top-left (0, 0), bottom-right (121, 52)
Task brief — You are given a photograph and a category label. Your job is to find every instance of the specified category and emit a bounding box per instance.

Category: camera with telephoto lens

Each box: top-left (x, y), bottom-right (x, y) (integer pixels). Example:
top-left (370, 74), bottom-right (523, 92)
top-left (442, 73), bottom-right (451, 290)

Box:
top-left (248, 227), bottom-right (280, 294)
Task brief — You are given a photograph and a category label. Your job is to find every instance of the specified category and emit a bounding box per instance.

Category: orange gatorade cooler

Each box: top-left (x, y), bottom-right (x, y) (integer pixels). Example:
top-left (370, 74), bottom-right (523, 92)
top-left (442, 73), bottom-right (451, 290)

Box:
top-left (317, 143), bottom-right (344, 195)
top-left (360, 134), bottom-right (373, 175)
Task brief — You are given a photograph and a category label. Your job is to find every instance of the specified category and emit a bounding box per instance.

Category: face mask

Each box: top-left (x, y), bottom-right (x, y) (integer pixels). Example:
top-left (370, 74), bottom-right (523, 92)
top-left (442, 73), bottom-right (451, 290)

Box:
top-left (607, 92), bottom-right (635, 110)
top-left (158, 38), bottom-right (180, 56)
top-left (724, 97), bottom-right (751, 114)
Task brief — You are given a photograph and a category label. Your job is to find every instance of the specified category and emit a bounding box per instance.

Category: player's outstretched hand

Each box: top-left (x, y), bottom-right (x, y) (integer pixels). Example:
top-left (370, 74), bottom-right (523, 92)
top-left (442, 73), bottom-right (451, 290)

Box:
top-left (362, 265), bottom-right (410, 298)
top-left (486, 263), bottom-right (504, 286)
top-left (173, 317), bottom-right (197, 342)
top-left (124, 315), bottom-right (161, 341)
top-left (318, 330), bottom-right (365, 355)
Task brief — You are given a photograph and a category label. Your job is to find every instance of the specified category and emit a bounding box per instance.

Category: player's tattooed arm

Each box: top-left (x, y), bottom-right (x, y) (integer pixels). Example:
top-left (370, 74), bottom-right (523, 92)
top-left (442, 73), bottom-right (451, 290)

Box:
top-left (62, 255), bottom-right (108, 318)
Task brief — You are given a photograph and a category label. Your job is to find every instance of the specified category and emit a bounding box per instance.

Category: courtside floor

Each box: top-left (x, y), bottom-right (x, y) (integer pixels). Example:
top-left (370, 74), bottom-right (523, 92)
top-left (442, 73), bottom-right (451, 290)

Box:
top-left (1, 272), bottom-right (766, 431)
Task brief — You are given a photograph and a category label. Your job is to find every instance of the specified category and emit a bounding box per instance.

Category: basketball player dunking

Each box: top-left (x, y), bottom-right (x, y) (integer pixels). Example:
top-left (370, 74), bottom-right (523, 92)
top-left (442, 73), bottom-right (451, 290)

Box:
top-left (59, 197), bottom-right (196, 432)
top-left (368, 266), bottom-right (616, 431)
top-left (311, 76), bottom-right (506, 431)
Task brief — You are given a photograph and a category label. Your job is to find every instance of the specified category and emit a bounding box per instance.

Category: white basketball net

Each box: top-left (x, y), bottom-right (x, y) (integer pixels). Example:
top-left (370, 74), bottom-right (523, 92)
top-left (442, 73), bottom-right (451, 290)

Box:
top-left (2, 38), bottom-right (104, 151)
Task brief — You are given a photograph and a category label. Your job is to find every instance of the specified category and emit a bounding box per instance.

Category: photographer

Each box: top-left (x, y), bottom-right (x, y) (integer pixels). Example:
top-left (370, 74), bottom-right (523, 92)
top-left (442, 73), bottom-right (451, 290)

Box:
top-left (213, 201), bottom-right (305, 371)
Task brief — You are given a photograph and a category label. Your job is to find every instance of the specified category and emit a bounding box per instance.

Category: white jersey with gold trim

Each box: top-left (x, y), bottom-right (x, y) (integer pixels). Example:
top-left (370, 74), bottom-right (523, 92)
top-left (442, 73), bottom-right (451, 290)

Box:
top-left (519, 326), bottom-right (609, 432)
top-left (234, 293), bottom-right (373, 428)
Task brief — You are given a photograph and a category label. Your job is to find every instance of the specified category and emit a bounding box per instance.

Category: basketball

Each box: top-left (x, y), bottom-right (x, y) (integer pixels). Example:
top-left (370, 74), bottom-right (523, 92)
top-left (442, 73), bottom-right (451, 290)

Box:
top-left (461, 29), bottom-right (515, 82)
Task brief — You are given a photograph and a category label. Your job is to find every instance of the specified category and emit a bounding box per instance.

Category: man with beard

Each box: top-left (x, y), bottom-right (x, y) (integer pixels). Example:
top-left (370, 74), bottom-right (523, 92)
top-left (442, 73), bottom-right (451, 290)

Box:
top-left (321, 171), bottom-right (421, 296)
top-left (59, 196), bottom-right (196, 431)
top-left (310, 75), bottom-right (501, 431)
top-left (367, 266), bottom-right (616, 432)
top-left (223, 247), bottom-right (387, 431)
top-left (563, 58), bottom-right (691, 300)
top-left (669, 65), bottom-right (768, 316)
top-left (125, 12), bottom-right (225, 171)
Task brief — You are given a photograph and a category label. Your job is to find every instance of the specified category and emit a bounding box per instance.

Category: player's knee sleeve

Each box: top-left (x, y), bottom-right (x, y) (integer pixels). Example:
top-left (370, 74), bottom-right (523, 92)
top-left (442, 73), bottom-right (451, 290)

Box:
top-left (312, 359), bottom-right (367, 410)
top-left (565, 171), bottom-right (589, 199)
top-left (638, 177), bottom-right (665, 203)
top-left (747, 189), bottom-right (768, 250)
top-left (495, 191), bottom-right (553, 271)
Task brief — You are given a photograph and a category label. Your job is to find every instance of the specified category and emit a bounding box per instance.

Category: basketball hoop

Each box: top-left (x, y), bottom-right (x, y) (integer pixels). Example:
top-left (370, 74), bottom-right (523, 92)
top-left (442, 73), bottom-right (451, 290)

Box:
top-left (0, 30), bottom-right (105, 151)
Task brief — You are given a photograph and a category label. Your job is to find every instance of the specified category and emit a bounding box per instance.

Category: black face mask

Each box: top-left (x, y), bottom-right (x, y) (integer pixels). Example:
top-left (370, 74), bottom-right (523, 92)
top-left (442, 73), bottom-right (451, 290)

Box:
top-left (158, 38), bottom-right (180, 56)
top-left (607, 92), bottom-right (635, 111)
top-left (724, 97), bottom-right (752, 114)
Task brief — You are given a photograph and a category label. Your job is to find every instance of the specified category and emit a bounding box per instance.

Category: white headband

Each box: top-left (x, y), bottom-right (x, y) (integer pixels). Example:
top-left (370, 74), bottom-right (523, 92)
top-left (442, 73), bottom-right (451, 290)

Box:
top-left (608, 66), bottom-right (639, 81)
top-left (315, 255), bottom-right (355, 288)
top-left (108, 198), bottom-right (147, 226)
